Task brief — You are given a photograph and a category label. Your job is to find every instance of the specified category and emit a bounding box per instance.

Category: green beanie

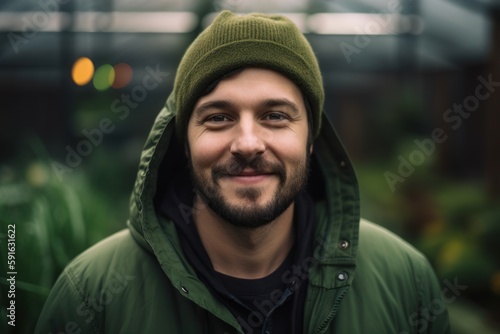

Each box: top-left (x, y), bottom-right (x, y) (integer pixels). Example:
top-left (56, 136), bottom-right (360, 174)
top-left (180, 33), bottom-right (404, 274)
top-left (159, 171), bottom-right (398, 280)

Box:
top-left (173, 10), bottom-right (324, 140)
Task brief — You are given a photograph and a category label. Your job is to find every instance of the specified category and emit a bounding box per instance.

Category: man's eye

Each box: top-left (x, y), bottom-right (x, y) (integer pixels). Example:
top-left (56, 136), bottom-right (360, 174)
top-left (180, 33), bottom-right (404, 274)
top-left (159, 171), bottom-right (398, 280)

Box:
top-left (264, 113), bottom-right (287, 121)
top-left (207, 115), bottom-right (229, 122)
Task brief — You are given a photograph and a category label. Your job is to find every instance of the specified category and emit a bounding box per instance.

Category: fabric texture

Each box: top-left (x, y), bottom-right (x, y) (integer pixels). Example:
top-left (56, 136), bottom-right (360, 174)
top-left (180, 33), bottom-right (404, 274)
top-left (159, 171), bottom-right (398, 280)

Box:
top-left (35, 11), bottom-right (451, 334)
top-left (173, 10), bottom-right (324, 140)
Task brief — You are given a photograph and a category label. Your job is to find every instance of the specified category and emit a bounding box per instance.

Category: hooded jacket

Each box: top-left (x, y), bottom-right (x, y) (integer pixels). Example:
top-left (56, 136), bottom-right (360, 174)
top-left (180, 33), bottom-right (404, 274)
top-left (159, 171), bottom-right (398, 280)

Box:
top-left (35, 93), bottom-right (451, 334)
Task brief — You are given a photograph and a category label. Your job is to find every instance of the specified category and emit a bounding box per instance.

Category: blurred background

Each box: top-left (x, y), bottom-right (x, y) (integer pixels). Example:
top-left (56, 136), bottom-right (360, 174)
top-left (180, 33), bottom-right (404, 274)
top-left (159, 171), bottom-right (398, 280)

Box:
top-left (1, 0), bottom-right (499, 333)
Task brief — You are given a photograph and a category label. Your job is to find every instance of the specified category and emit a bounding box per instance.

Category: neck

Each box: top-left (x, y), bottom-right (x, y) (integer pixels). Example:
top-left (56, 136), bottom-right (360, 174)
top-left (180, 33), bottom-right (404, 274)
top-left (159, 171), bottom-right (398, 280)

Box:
top-left (192, 196), bottom-right (295, 279)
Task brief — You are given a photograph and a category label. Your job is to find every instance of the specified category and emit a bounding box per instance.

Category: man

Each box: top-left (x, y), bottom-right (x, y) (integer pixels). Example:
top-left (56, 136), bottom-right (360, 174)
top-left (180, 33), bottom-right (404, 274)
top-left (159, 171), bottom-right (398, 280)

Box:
top-left (36, 11), bottom-right (450, 334)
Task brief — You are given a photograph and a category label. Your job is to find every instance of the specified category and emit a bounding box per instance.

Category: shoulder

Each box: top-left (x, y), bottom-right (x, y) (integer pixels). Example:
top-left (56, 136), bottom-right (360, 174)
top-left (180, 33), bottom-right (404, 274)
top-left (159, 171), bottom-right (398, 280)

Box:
top-left (332, 220), bottom-right (451, 333)
top-left (358, 218), bottom-right (429, 269)
top-left (62, 228), bottom-right (150, 292)
top-left (355, 218), bottom-right (443, 306)
top-left (67, 228), bottom-right (148, 273)
top-left (35, 230), bottom-right (141, 333)
top-left (35, 229), bottom-right (174, 333)
top-left (57, 228), bottom-right (174, 314)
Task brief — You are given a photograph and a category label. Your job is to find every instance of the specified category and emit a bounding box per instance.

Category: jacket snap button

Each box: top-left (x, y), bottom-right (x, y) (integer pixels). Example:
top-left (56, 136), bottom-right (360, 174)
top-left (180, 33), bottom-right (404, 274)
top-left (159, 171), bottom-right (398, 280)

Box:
top-left (181, 286), bottom-right (189, 294)
top-left (337, 272), bottom-right (348, 281)
top-left (339, 240), bottom-right (349, 249)
top-left (340, 161), bottom-right (346, 168)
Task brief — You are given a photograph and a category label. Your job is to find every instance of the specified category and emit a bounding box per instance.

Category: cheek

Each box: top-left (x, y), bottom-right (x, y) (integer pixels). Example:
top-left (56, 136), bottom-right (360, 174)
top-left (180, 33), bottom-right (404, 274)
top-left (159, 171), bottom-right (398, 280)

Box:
top-left (187, 136), bottom-right (228, 172)
top-left (271, 130), bottom-right (309, 164)
top-left (287, 147), bottom-right (309, 168)
top-left (269, 144), bottom-right (308, 179)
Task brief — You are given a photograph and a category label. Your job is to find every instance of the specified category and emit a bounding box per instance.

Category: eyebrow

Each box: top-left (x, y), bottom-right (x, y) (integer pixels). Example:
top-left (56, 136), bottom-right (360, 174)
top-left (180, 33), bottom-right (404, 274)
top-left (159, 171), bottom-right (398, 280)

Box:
top-left (193, 98), bottom-right (300, 117)
top-left (193, 100), bottom-right (234, 116)
top-left (261, 98), bottom-right (300, 115)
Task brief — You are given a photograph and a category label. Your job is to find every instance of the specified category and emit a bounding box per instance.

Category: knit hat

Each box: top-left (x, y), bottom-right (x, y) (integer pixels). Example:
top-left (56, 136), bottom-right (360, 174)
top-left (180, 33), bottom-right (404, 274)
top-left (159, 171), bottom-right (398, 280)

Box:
top-left (173, 10), bottom-right (324, 139)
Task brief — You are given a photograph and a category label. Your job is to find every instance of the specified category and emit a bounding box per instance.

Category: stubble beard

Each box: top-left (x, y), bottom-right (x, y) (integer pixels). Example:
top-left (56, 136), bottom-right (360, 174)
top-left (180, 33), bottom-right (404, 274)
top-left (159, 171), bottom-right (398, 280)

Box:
top-left (189, 154), bottom-right (310, 229)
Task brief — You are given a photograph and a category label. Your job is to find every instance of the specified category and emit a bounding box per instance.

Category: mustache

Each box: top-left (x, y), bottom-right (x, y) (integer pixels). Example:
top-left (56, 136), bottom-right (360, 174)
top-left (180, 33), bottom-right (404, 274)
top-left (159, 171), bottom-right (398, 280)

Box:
top-left (212, 155), bottom-right (286, 183)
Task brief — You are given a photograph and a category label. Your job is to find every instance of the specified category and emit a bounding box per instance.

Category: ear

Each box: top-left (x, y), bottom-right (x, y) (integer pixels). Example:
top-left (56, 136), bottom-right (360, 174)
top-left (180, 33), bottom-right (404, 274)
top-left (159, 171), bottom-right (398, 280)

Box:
top-left (309, 144), bottom-right (313, 155)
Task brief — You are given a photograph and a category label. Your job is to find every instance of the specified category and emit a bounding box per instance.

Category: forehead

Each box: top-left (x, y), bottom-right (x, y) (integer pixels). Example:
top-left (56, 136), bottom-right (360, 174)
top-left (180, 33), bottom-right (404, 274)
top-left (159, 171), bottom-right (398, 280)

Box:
top-left (192, 68), bottom-right (306, 112)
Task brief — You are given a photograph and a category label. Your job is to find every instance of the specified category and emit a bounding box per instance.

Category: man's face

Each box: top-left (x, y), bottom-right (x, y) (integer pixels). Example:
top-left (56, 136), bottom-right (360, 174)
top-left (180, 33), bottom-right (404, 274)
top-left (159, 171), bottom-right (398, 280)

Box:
top-left (187, 68), bottom-right (311, 229)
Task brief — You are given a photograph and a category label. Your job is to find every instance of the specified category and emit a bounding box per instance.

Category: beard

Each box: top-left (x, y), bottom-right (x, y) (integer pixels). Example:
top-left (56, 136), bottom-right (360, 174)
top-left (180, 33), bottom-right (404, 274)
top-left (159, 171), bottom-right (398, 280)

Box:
top-left (189, 153), bottom-right (310, 229)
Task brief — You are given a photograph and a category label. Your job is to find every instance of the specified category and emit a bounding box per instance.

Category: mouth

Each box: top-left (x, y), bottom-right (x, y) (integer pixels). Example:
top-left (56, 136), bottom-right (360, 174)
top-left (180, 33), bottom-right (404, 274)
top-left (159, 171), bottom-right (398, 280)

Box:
top-left (212, 158), bottom-right (286, 185)
top-left (238, 169), bottom-right (271, 176)
top-left (223, 169), bottom-right (275, 184)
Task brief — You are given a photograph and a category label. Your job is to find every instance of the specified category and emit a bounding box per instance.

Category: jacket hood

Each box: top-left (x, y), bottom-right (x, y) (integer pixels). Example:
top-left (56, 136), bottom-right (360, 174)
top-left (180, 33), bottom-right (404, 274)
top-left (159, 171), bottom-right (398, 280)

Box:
top-left (128, 91), bottom-right (360, 290)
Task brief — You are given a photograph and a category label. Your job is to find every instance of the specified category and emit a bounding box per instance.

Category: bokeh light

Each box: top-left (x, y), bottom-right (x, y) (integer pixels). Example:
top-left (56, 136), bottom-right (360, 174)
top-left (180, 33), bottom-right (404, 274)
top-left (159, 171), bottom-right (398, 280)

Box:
top-left (71, 57), bottom-right (94, 86)
top-left (112, 63), bottom-right (133, 89)
top-left (93, 64), bottom-right (115, 91)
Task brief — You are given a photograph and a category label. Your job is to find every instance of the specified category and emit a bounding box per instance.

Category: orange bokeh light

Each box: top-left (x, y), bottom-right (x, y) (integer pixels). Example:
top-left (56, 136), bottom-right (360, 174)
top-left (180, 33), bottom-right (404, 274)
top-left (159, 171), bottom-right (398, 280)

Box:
top-left (71, 57), bottom-right (95, 86)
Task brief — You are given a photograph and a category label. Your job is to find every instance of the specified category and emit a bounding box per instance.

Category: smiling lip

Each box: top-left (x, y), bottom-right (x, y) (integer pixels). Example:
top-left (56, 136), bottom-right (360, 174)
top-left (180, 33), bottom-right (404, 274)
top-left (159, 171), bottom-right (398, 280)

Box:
top-left (224, 171), bottom-right (274, 184)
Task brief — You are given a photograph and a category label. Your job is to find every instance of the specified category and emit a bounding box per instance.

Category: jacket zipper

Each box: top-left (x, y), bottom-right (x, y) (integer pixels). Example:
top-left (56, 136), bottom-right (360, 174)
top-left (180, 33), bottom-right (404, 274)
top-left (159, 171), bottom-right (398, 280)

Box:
top-left (316, 286), bottom-right (349, 334)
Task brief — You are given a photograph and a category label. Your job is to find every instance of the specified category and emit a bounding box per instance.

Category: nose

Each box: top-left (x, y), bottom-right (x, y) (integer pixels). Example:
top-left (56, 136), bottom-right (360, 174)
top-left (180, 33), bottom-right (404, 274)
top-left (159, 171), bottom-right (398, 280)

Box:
top-left (229, 116), bottom-right (266, 161)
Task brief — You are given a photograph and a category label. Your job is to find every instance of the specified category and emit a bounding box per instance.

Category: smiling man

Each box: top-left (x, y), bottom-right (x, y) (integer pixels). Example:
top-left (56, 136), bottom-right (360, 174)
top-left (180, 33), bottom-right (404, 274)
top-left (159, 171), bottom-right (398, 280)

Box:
top-left (36, 11), bottom-right (450, 334)
top-left (189, 68), bottom-right (309, 224)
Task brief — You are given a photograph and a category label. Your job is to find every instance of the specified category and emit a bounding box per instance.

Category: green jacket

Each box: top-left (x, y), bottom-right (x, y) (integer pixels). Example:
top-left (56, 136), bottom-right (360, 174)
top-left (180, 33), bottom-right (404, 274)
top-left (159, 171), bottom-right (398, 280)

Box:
top-left (35, 96), bottom-right (451, 333)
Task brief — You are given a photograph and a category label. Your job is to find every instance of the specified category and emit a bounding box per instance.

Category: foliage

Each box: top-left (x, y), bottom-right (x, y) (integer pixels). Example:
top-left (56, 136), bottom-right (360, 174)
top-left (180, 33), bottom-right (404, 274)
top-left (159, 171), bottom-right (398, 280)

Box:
top-left (0, 143), bottom-right (130, 334)
top-left (357, 162), bottom-right (500, 332)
